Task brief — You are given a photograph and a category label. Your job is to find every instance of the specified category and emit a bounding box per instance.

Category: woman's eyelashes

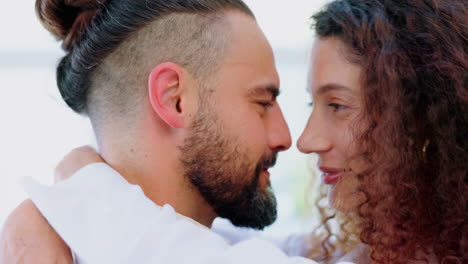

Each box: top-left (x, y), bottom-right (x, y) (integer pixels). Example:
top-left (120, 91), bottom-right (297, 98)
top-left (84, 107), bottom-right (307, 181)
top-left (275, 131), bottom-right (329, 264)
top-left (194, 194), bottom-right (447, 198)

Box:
top-left (307, 100), bottom-right (347, 112)
top-left (328, 103), bottom-right (346, 112)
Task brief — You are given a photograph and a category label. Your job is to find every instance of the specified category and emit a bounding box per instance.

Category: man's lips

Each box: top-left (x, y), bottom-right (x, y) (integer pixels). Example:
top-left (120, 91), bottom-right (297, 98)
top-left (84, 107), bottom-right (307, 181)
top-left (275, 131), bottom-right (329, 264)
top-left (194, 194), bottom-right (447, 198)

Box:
top-left (259, 167), bottom-right (271, 188)
top-left (261, 167), bottom-right (271, 177)
top-left (320, 166), bottom-right (345, 185)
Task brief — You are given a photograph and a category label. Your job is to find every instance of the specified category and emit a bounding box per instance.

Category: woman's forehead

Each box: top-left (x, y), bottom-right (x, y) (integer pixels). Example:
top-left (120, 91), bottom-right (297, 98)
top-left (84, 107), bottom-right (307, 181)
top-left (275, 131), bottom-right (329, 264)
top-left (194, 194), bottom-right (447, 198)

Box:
top-left (307, 38), bottom-right (363, 97)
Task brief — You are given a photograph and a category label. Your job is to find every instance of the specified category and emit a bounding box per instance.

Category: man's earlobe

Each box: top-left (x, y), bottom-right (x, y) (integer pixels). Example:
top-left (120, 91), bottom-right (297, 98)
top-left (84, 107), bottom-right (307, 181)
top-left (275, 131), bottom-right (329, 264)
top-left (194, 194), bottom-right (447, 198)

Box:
top-left (148, 63), bottom-right (185, 128)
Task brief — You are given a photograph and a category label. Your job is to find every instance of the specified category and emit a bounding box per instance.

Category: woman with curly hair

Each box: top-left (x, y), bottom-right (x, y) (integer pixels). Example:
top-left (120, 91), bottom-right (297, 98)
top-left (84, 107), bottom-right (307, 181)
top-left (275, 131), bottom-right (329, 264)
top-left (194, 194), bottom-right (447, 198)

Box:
top-left (299, 0), bottom-right (467, 263)
top-left (0, 0), bottom-right (465, 263)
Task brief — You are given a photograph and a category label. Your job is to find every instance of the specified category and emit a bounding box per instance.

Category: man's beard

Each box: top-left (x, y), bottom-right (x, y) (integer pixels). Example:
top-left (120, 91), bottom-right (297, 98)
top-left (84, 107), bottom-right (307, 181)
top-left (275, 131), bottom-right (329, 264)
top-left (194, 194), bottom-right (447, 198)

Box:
top-left (178, 106), bottom-right (278, 230)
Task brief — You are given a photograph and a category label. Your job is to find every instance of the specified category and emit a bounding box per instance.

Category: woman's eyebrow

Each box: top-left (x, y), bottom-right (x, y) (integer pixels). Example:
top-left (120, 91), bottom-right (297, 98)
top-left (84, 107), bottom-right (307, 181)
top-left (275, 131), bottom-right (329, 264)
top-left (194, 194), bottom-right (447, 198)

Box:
top-left (316, 83), bottom-right (351, 95)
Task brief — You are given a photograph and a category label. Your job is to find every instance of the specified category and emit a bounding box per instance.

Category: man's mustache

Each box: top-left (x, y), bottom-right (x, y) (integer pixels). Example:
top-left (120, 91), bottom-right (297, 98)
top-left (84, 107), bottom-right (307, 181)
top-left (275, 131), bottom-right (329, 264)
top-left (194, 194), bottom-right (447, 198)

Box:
top-left (259, 152), bottom-right (278, 170)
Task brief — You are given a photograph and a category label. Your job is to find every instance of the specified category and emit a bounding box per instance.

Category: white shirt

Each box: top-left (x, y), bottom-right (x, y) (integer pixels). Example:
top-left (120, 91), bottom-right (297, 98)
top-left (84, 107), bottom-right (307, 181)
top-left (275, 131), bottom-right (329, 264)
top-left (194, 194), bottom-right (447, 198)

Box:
top-left (23, 163), bottom-right (354, 264)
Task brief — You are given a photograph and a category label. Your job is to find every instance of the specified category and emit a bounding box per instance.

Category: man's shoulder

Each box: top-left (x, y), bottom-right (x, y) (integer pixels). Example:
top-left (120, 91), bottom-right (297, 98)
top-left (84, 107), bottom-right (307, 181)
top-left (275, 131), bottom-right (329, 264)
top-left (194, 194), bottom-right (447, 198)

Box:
top-left (0, 199), bottom-right (74, 264)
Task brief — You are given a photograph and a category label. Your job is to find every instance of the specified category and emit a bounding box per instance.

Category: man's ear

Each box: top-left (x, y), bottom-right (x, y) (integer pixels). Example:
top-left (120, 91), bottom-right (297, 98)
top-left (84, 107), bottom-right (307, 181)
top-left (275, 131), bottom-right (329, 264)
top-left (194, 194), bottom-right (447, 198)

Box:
top-left (148, 62), bottom-right (186, 128)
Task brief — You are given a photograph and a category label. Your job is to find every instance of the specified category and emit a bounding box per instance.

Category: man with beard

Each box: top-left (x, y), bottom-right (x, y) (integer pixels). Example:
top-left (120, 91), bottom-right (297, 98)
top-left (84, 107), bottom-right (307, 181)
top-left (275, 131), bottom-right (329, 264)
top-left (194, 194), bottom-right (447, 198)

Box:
top-left (179, 102), bottom-right (280, 229)
top-left (0, 0), bottom-right (355, 263)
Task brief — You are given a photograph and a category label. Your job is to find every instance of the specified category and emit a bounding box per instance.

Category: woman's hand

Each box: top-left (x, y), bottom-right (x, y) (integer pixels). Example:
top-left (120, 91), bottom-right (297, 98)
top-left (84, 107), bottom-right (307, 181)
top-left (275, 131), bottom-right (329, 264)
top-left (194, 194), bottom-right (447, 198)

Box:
top-left (54, 146), bottom-right (105, 182)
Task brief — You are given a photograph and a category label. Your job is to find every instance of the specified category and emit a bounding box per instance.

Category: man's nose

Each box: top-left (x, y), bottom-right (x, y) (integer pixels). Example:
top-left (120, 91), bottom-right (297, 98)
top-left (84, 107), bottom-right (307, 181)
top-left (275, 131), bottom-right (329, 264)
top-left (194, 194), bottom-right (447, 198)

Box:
top-left (267, 106), bottom-right (292, 152)
top-left (297, 112), bottom-right (331, 154)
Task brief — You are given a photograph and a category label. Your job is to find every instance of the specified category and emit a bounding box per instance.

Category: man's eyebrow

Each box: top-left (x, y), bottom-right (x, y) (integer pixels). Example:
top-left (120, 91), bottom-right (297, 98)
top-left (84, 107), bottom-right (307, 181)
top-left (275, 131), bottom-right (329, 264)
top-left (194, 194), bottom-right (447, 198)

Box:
top-left (249, 84), bottom-right (280, 99)
top-left (316, 83), bottom-right (351, 95)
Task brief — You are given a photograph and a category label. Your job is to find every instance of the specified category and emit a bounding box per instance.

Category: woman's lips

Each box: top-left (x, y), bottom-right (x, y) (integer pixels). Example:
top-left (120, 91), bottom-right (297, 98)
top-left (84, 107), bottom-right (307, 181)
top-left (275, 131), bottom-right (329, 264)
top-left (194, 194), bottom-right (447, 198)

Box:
top-left (320, 166), bottom-right (344, 185)
top-left (322, 172), bottom-right (343, 184)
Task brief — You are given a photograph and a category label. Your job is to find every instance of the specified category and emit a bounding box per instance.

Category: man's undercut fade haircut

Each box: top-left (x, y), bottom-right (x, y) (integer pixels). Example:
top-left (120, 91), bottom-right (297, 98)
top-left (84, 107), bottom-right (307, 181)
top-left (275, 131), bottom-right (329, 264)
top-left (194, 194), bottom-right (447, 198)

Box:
top-left (36, 0), bottom-right (254, 122)
top-left (89, 12), bottom-right (232, 126)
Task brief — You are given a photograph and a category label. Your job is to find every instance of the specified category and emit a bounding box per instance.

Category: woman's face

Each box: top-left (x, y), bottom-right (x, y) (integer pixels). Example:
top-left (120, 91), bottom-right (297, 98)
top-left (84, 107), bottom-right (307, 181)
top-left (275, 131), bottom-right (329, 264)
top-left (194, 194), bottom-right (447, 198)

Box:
top-left (298, 37), bottom-right (365, 212)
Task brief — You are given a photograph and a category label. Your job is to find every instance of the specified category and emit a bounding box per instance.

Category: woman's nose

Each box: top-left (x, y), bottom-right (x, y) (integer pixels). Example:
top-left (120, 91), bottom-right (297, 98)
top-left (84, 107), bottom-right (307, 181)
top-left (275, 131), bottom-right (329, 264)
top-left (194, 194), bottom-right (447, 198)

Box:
top-left (297, 112), bottom-right (332, 154)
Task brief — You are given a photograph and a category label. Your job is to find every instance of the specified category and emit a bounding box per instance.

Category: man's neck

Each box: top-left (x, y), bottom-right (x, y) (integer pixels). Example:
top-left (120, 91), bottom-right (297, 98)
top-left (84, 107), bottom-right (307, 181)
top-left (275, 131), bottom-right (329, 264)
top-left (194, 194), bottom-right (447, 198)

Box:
top-left (99, 141), bottom-right (217, 228)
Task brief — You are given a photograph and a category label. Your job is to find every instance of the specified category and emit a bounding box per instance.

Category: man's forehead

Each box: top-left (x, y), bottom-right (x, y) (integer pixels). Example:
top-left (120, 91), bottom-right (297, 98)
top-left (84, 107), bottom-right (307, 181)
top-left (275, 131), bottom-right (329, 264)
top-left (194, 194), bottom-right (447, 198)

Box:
top-left (216, 58), bottom-right (279, 89)
top-left (221, 12), bottom-right (277, 72)
top-left (213, 11), bottom-right (279, 95)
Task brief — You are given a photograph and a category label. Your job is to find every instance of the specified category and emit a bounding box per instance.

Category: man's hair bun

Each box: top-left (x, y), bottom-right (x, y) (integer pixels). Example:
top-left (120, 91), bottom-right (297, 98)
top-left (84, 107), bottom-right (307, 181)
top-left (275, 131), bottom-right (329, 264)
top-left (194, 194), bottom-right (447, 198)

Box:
top-left (35, 0), bottom-right (105, 51)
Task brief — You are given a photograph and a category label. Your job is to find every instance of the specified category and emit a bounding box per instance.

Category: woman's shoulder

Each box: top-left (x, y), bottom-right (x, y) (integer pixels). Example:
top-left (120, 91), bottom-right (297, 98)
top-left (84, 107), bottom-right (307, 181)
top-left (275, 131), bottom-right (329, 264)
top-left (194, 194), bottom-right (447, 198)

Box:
top-left (0, 199), bottom-right (74, 263)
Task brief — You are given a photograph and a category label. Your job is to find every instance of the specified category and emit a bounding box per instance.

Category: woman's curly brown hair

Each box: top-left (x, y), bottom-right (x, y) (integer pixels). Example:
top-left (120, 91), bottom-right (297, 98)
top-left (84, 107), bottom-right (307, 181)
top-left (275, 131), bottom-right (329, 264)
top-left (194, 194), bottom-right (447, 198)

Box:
top-left (308, 0), bottom-right (467, 263)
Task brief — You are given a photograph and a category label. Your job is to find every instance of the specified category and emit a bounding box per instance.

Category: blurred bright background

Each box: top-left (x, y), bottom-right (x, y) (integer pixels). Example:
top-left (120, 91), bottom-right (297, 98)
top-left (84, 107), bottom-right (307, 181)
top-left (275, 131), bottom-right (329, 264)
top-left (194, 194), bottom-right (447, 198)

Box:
top-left (0, 0), bottom-right (330, 235)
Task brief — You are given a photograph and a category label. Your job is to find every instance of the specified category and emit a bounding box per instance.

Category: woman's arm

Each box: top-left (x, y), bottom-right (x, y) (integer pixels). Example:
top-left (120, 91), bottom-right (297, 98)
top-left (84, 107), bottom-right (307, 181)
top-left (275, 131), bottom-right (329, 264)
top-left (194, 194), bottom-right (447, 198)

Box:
top-left (0, 146), bottom-right (102, 264)
top-left (0, 199), bottom-right (74, 264)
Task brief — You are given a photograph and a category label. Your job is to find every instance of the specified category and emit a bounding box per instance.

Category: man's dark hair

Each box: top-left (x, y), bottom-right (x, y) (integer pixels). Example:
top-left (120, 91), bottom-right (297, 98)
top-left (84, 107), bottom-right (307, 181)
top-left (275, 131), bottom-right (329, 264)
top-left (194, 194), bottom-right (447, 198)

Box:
top-left (36, 0), bottom-right (254, 122)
